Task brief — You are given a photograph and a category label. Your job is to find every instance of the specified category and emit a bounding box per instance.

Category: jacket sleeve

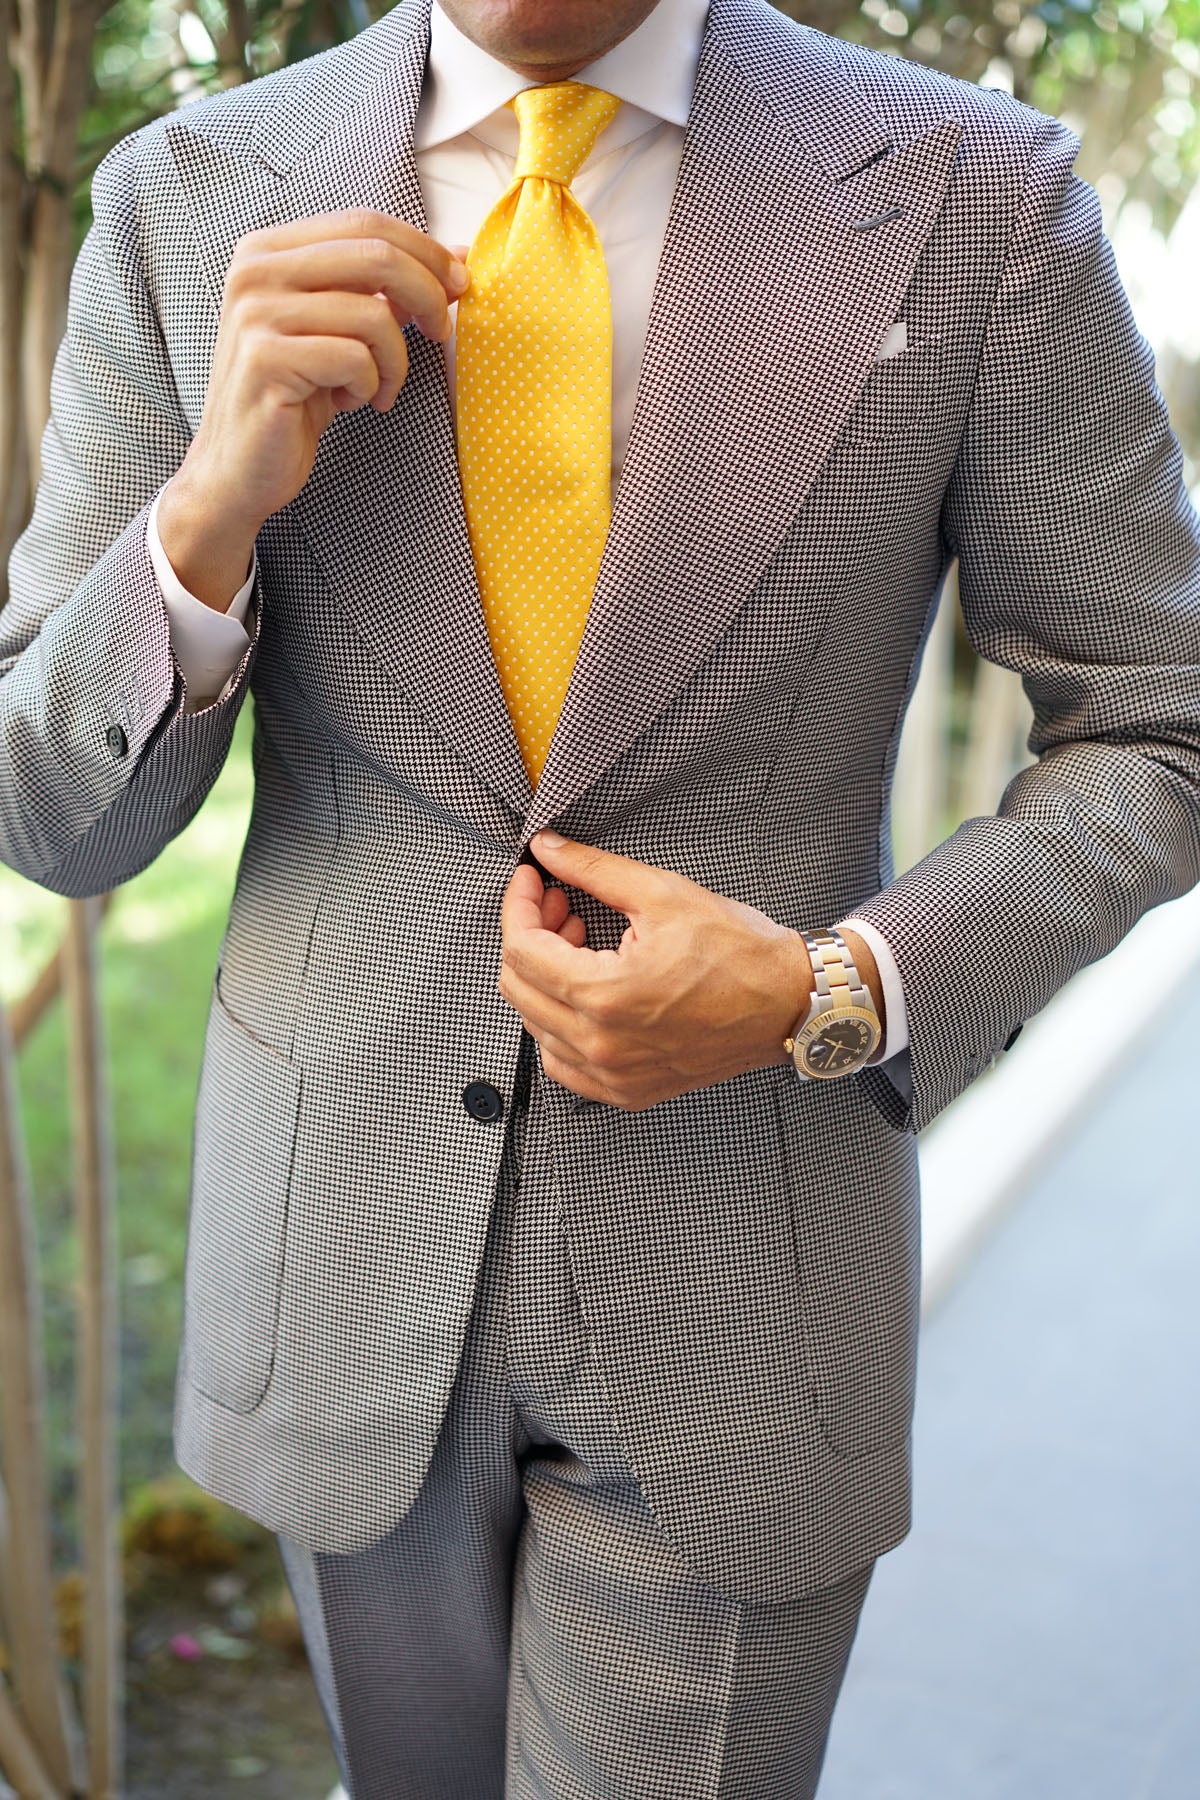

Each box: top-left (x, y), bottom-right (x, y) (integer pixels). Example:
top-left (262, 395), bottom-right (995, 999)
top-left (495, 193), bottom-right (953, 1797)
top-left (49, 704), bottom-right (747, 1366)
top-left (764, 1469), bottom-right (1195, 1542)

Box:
top-left (0, 126), bottom-right (258, 899)
top-left (851, 113), bottom-right (1200, 1133)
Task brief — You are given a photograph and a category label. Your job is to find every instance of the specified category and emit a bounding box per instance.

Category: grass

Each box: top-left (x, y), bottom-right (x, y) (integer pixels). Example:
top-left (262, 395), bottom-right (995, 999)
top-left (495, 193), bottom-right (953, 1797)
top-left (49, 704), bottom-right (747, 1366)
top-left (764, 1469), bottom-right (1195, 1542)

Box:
top-left (1, 704), bottom-right (255, 1541)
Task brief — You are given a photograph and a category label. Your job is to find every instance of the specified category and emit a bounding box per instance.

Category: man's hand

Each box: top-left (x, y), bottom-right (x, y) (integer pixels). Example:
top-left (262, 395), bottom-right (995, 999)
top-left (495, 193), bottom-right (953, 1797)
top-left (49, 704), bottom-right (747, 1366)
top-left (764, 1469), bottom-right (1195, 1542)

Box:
top-left (498, 831), bottom-right (832, 1110)
top-left (158, 211), bottom-right (470, 609)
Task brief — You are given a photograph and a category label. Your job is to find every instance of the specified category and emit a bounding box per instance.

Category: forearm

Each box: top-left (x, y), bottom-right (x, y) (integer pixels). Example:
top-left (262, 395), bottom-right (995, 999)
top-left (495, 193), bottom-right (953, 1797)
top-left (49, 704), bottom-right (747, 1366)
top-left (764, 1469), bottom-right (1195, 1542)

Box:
top-left (0, 126), bottom-right (264, 893)
top-left (1, 499), bottom-right (256, 894)
top-left (852, 741), bottom-right (1200, 1131)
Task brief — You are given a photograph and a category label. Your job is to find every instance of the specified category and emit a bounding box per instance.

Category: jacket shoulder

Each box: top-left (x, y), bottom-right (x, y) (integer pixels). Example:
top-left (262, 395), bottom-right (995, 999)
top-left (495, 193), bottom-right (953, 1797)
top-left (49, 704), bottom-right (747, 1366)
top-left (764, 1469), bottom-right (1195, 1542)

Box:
top-left (840, 36), bottom-right (1057, 148)
top-left (96, 2), bottom-right (416, 185)
top-left (724, 1), bottom-right (1064, 184)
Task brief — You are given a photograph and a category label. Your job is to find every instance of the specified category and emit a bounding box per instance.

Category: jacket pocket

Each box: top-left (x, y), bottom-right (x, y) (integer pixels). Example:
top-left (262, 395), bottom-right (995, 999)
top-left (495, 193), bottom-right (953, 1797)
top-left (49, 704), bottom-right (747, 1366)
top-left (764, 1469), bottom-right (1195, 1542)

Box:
top-left (776, 1075), bottom-right (921, 1457)
top-left (182, 978), bottom-right (301, 1413)
top-left (841, 341), bottom-right (942, 442)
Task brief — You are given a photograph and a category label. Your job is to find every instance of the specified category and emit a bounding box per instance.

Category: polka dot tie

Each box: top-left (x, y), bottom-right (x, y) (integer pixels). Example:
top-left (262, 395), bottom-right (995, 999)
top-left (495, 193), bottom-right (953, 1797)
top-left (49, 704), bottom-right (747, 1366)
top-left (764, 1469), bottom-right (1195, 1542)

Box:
top-left (455, 82), bottom-right (622, 787)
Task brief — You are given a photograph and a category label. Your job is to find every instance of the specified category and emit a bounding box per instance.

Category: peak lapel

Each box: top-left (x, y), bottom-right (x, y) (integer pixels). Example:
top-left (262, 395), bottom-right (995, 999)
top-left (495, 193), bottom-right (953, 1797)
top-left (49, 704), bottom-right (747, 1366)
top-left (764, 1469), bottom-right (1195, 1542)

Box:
top-left (524, 3), bottom-right (962, 840)
top-left (165, 0), bottom-right (531, 815)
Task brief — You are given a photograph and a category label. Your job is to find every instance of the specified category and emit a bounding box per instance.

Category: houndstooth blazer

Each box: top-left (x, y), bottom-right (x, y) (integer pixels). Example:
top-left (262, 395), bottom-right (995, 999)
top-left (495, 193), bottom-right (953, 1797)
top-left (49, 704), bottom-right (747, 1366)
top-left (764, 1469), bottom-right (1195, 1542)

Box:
top-left (4, 0), bottom-right (1200, 1600)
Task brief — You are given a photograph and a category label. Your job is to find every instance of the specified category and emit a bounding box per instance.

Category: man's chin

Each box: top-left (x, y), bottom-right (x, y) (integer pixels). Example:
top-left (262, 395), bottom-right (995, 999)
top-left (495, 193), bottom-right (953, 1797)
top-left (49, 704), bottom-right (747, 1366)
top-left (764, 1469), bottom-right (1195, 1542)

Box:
top-left (437, 0), bottom-right (660, 76)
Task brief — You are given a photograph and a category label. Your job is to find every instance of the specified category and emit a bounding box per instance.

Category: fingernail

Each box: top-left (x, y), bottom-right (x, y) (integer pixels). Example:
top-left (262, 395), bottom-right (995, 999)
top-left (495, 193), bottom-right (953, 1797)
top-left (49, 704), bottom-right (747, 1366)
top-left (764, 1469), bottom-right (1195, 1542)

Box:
top-left (449, 259), bottom-right (470, 294)
top-left (535, 830), bottom-right (565, 850)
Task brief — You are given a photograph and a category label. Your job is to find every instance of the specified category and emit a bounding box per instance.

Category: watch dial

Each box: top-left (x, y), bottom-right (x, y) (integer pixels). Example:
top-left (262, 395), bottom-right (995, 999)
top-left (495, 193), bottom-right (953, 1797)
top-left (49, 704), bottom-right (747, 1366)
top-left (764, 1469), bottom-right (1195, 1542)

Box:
top-left (805, 1017), bottom-right (876, 1074)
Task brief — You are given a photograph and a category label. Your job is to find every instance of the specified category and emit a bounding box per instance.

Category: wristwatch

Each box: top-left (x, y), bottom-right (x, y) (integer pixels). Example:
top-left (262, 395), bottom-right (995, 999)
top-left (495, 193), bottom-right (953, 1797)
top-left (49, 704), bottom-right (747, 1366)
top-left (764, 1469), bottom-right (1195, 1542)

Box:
top-left (783, 928), bottom-right (882, 1081)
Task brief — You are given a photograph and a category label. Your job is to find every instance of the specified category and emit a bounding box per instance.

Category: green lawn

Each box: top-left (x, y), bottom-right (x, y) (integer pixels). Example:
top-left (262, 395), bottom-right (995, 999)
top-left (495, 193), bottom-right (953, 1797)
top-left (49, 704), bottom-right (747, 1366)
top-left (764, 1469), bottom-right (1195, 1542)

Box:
top-left (1, 706), bottom-right (255, 1535)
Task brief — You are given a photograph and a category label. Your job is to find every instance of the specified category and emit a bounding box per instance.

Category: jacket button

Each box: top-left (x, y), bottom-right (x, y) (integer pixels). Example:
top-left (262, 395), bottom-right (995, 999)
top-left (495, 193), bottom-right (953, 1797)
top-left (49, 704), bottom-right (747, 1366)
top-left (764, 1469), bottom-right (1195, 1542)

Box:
top-left (104, 723), bottom-right (128, 759)
top-left (463, 1081), bottom-right (504, 1123)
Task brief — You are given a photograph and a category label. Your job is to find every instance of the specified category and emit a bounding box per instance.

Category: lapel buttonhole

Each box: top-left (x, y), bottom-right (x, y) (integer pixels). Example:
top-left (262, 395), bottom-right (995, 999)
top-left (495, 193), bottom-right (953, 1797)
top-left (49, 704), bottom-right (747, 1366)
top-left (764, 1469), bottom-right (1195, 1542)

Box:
top-left (852, 204), bottom-right (908, 233)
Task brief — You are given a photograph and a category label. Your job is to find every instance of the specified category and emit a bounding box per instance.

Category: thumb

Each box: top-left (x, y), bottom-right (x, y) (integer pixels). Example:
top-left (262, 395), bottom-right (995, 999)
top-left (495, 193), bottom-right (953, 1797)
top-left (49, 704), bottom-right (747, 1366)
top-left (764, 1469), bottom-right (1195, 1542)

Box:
top-left (530, 832), bottom-right (672, 920)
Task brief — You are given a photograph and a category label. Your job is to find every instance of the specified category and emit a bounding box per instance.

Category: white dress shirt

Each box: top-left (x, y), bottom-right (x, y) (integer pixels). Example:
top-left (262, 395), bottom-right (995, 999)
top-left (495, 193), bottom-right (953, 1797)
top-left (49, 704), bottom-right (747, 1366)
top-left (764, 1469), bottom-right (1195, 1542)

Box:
top-left (146, 0), bottom-right (908, 1061)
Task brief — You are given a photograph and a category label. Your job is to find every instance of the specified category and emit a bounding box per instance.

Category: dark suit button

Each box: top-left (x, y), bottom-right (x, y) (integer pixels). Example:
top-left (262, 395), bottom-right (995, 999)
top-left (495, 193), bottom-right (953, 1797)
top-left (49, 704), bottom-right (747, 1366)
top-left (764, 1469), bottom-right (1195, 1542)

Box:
top-left (104, 723), bottom-right (128, 759)
top-left (463, 1081), bottom-right (504, 1123)
top-left (1003, 1024), bottom-right (1024, 1052)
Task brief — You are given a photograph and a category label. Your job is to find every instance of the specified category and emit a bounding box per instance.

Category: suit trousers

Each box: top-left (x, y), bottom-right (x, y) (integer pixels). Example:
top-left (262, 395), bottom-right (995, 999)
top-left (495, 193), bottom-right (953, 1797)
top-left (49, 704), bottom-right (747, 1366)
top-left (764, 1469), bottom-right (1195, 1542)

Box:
top-left (278, 1033), bottom-right (873, 1800)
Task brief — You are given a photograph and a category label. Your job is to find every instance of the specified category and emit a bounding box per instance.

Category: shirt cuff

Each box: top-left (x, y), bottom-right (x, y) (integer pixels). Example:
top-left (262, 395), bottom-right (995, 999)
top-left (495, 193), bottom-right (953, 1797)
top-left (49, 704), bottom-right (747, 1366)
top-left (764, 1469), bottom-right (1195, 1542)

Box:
top-left (147, 486), bottom-right (256, 713)
top-left (837, 915), bottom-right (909, 1063)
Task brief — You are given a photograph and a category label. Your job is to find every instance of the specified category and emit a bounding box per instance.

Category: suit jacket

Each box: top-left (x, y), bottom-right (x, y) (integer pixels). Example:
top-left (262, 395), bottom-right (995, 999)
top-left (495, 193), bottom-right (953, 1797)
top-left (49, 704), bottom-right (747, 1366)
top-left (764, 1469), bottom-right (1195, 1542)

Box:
top-left (4, 0), bottom-right (1199, 1601)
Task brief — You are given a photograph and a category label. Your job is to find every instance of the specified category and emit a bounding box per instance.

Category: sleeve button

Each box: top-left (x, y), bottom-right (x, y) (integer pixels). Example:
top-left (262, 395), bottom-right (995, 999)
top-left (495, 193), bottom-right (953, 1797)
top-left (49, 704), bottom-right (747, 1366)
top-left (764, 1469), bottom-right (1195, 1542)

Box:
top-left (104, 723), bottom-right (128, 759)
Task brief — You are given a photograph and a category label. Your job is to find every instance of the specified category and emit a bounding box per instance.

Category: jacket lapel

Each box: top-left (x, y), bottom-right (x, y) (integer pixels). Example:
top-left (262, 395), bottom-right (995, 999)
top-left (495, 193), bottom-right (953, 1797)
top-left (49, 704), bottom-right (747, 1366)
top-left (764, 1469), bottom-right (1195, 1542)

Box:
top-left (165, 0), bottom-right (532, 815)
top-left (523, 0), bottom-right (962, 838)
top-left (166, 0), bottom-right (961, 833)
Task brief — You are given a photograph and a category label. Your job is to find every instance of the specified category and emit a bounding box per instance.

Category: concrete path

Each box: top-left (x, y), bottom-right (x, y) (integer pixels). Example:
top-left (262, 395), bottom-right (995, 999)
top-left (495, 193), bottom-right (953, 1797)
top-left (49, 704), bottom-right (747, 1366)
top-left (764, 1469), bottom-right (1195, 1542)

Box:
top-left (819, 960), bottom-right (1200, 1797)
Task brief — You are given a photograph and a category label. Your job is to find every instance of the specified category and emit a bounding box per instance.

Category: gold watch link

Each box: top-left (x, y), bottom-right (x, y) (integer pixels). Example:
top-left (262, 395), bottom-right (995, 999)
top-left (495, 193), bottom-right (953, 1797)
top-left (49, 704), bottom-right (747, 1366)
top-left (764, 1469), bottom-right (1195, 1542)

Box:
top-left (783, 927), bottom-right (882, 1080)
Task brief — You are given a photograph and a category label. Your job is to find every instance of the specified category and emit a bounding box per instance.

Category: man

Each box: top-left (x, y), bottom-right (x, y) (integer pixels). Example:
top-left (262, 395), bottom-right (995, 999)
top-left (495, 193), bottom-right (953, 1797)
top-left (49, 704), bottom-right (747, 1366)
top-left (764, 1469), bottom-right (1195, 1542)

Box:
top-left (3, 0), bottom-right (1198, 1792)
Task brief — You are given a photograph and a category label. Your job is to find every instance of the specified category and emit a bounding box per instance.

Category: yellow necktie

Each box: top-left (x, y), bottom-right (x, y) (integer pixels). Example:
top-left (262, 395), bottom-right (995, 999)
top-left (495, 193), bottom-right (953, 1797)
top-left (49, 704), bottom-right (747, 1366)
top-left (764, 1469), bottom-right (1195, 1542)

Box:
top-left (455, 82), bottom-right (622, 786)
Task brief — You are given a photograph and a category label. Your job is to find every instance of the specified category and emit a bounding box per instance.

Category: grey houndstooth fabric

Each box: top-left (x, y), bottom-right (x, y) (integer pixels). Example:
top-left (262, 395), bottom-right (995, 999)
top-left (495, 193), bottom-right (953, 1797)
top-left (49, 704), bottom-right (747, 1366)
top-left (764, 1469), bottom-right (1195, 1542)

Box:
top-left (278, 1033), bottom-right (872, 1799)
top-left (4, 0), bottom-right (1200, 1601)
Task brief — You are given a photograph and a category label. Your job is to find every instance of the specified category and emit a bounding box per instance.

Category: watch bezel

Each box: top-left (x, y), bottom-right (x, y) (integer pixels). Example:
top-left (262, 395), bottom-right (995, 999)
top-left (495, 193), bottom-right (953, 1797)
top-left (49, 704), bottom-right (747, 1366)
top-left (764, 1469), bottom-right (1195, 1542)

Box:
top-left (792, 1004), bottom-right (882, 1080)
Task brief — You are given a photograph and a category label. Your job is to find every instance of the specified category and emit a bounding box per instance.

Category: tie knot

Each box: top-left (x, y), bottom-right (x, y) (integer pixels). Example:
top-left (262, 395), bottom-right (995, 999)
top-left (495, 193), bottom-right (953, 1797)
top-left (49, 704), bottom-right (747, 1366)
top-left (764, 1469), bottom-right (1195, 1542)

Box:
top-left (510, 82), bottom-right (621, 187)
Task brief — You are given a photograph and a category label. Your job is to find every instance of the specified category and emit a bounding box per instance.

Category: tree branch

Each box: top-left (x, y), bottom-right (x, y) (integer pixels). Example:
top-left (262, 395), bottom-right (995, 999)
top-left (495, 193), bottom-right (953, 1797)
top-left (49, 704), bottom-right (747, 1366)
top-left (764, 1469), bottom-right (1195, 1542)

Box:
top-left (0, 0), bottom-right (27, 594)
top-left (7, 893), bottom-right (116, 1051)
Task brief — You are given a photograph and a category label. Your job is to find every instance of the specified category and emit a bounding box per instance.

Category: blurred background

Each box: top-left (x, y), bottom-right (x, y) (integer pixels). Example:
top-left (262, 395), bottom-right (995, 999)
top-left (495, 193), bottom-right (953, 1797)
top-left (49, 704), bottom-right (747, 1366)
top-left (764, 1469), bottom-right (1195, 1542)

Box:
top-left (1, 3), bottom-right (1199, 1797)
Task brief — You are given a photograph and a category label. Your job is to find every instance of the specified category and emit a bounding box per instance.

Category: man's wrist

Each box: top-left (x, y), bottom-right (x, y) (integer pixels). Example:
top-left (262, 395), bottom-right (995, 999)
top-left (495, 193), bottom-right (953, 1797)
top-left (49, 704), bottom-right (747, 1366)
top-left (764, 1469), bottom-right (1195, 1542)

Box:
top-left (780, 927), bottom-right (887, 1040)
top-left (156, 471), bottom-right (261, 613)
top-left (774, 930), bottom-right (813, 1063)
top-left (838, 926), bottom-right (887, 1036)
top-left (776, 924), bottom-right (889, 1080)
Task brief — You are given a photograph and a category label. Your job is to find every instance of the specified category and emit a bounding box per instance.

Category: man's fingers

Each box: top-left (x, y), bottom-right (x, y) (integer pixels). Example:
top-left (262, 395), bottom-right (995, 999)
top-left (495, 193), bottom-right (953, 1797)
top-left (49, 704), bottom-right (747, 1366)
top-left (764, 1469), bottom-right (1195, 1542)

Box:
top-left (538, 1044), bottom-right (613, 1105)
top-left (540, 884), bottom-right (569, 931)
top-left (501, 860), bottom-right (549, 940)
top-left (501, 862), bottom-right (598, 1012)
top-left (255, 290), bottom-right (410, 408)
top-left (558, 912), bottom-right (588, 947)
top-left (244, 210), bottom-right (469, 299)
top-left (530, 832), bottom-right (675, 921)
top-left (500, 872), bottom-right (598, 1012)
top-left (267, 336), bottom-right (382, 407)
top-left (238, 237), bottom-right (454, 341)
top-left (502, 907), bottom-right (584, 993)
top-left (540, 885), bottom-right (587, 943)
top-left (500, 971), bottom-right (581, 1047)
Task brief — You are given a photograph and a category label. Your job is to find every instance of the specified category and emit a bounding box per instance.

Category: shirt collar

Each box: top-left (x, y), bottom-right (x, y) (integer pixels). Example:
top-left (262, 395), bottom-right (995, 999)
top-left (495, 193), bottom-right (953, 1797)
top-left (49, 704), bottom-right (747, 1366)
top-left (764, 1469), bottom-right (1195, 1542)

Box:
top-left (414, 0), bottom-right (709, 155)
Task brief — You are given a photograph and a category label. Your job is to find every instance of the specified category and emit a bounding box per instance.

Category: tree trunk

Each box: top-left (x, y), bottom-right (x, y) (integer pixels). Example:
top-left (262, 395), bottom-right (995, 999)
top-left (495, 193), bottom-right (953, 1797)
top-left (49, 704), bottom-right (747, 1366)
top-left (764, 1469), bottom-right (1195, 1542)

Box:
top-left (20, 0), bottom-right (108, 480)
top-left (0, 1011), bottom-right (81, 1796)
top-left (0, 1680), bottom-right (62, 1800)
top-left (219, 0), bottom-right (252, 85)
top-left (64, 898), bottom-right (123, 1800)
top-left (0, 0), bottom-right (27, 603)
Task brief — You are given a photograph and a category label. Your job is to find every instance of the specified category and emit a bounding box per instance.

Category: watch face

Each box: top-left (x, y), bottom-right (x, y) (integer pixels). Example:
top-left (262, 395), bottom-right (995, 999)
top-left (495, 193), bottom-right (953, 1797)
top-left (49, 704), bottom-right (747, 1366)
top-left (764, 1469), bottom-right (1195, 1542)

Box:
top-left (802, 1014), bottom-right (878, 1077)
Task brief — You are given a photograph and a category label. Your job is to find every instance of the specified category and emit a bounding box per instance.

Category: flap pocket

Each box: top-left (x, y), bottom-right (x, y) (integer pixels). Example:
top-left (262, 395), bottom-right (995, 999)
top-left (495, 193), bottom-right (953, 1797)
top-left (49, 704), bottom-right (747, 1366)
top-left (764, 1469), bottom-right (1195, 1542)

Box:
top-left (183, 981), bottom-right (301, 1413)
top-left (841, 341), bottom-right (942, 443)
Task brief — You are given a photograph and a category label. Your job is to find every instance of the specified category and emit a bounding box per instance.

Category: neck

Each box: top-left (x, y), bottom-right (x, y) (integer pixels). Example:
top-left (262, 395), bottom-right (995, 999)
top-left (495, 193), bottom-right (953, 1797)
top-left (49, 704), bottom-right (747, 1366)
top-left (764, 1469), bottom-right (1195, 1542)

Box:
top-left (498, 58), bottom-right (588, 82)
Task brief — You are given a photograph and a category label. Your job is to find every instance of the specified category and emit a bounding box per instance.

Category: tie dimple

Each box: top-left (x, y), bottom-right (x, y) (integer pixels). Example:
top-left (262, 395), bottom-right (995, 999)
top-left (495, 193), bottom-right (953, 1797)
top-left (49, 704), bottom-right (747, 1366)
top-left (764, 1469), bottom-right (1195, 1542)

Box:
top-left (454, 82), bottom-right (622, 787)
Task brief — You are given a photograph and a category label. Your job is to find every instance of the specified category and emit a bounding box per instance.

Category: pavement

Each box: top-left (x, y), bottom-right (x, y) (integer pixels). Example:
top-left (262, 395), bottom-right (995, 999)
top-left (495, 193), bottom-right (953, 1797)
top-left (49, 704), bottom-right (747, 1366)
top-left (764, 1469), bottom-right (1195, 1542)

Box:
top-left (819, 956), bottom-right (1200, 1798)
